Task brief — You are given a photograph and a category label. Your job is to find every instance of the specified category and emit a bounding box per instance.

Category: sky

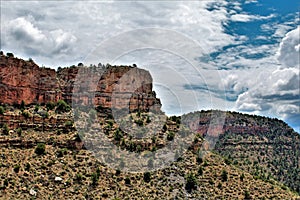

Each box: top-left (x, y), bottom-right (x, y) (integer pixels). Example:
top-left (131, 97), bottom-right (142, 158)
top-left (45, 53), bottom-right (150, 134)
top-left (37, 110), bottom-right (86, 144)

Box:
top-left (0, 0), bottom-right (299, 132)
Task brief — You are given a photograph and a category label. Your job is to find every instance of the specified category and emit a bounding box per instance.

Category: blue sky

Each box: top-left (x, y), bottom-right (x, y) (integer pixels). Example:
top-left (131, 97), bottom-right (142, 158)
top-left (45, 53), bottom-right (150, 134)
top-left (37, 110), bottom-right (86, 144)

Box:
top-left (0, 0), bottom-right (299, 132)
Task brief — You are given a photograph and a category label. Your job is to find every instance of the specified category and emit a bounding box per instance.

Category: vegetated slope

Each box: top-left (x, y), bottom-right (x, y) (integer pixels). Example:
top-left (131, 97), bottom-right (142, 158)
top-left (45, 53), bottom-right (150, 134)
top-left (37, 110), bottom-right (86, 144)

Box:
top-left (183, 110), bottom-right (300, 194)
top-left (0, 105), bottom-right (299, 199)
top-left (213, 111), bottom-right (300, 194)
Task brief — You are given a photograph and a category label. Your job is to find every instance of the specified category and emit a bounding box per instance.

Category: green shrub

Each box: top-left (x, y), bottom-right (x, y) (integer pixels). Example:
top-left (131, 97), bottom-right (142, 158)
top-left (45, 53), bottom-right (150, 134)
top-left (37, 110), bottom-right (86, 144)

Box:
top-left (35, 143), bottom-right (46, 155)
top-left (25, 163), bottom-right (31, 171)
top-left (162, 124), bottom-right (167, 132)
top-left (0, 106), bottom-right (4, 115)
top-left (20, 100), bottom-right (25, 110)
top-left (34, 105), bottom-right (39, 112)
top-left (114, 129), bottom-right (123, 141)
top-left (198, 167), bottom-right (203, 176)
top-left (2, 124), bottom-right (9, 135)
top-left (6, 52), bottom-right (14, 57)
top-left (146, 116), bottom-right (151, 123)
top-left (240, 173), bottom-right (245, 181)
top-left (91, 172), bottom-right (99, 185)
top-left (124, 177), bottom-right (131, 185)
top-left (134, 119), bottom-right (144, 126)
top-left (75, 173), bottom-right (83, 183)
top-left (22, 111), bottom-right (30, 119)
top-left (115, 169), bottom-right (121, 176)
top-left (14, 165), bottom-right (20, 173)
top-left (221, 170), bottom-right (228, 182)
top-left (65, 121), bottom-right (73, 126)
top-left (16, 128), bottom-right (22, 136)
top-left (167, 131), bottom-right (175, 141)
top-left (143, 172), bottom-right (151, 183)
top-left (3, 179), bottom-right (8, 189)
top-left (244, 190), bottom-right (251, 199)
top-left (185, 173), bottom-right (197, 192)
top-left (57, 148), bottom-right (68, 157)
top-left (56, 100), bottom-right (70, 113)
top-left (46, 102), bottom-right (56, 110)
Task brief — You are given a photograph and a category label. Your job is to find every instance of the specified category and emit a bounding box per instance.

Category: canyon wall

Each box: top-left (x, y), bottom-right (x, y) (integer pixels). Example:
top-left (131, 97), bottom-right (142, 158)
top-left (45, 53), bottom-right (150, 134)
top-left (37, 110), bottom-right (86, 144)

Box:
top-left (0, 54), bottom-right (161, 112)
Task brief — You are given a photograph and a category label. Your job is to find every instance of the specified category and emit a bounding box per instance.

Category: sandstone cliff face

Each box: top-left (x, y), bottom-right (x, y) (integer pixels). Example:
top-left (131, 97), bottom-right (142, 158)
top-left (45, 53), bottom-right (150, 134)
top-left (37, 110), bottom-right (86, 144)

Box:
top-left (0, 55), bottom-right (60, 104)
top-left (0, 54), bottom-right (161, 112)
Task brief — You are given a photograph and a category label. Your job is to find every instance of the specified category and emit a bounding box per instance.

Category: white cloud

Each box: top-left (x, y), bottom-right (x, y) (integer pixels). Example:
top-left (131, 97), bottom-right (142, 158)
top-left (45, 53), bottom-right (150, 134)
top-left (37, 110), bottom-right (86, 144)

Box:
top-left (277, 26), bottom-right (300, 68)
top-left (2, 15), bottom-right (77, 65)
top-left (1, 1), bottom-right (235, 67)
top-left (231, 13), bottom-right (275, 22)
top-left (8, 17), bottom-right (46, 43)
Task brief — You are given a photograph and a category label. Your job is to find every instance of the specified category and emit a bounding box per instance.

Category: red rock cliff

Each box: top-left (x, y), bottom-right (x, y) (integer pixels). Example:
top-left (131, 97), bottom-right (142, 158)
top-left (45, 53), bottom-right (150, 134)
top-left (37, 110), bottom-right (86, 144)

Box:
top-left (0, 54), bottom-right (161, 112)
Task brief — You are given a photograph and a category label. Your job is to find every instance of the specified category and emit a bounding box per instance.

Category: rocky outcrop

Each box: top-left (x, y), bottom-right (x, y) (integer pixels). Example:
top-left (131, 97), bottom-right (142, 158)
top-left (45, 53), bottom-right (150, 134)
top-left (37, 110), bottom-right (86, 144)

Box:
top-left (0, 53), bottom-right (161, 112)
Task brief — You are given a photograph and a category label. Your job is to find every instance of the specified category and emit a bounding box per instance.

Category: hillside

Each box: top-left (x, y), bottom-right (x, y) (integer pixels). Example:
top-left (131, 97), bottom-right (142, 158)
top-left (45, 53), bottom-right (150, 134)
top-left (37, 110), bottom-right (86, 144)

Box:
top-left (0, 105), bottom-right (298, 199)
top-left (181, 110), bottom-right (300, 194)
top-left (0, 52), bottom-right (299, 199)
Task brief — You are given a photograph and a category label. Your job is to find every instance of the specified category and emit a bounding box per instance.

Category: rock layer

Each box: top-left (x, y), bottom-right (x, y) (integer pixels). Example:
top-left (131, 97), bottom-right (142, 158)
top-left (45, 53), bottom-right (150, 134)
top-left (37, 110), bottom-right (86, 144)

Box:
top-left (0, 54), bottom-right (161, 112)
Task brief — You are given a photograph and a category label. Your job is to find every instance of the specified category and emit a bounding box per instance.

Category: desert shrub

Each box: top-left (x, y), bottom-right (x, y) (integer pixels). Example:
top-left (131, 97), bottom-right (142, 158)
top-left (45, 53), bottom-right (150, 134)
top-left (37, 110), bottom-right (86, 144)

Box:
top-left (46, 102), bottom-right (56, 110)
top-left (197, 156), bottom-right (203, 164)
top-left (185, 173), bottom-right (197, 192)
top-left (25, 163), bottom-right (31, 171)
top-left (218, 182), bottom-right (222, 189)
top-left (6, 52), bottom-right (14, 57)
top-left (124, 177), bottom-right (131, 185)
top-left (2, 124), bottom-right (9, 135)
top-left (75, 173), bottom-right (83, 183)
top-left (198, 167), bottom-right (203, 176)
top-left (65, 121), bottom-right (73, 126)
top-left (22, 111), bottom-right (30, 119)
top-left (240, 173), bottom-right (245, 181)
top-left (13, 165), bottom-right (20, 173)
top-left (162, 124), bottom-right (167, 132)
top-left (244, 190), bottom-right (251, 199)
top-left (20, 100), bottom-right (25, 110)
top-left (57, 148), bottom-right (68, 157)
top-left (115, 169), bottom-right (121, 176)
top-left (3, 179), bottom-right (8, 189)
top-left (167, 131), bottom-right (175, 141)
top-left (16, 128), bottom-right (22, 136)
top-left (34, 105), bottom-right (39, 112)
top-left (114, 129), bottom-right (123, 141)
top-left (143, 172), bottom-right (151, 183)
top-left (221, 170), bottom-right (228, 182)
top-left (56, 100), bottom-right (70, 113)
top-left (134, 119), bottom-right (144, 126)
top-left (91, 172), bottom-right (99, 185)
top-left (0, 106), bottom-right (4, 115)
top-left (35, 143), bottom-right (46, 155)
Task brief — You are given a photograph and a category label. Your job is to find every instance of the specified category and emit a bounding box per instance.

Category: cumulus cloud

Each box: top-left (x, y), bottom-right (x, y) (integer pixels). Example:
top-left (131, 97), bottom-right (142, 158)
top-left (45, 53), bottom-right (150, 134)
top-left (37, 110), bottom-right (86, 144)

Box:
top-left (3, 16), bottom-right (77, 63)
top-left (1, 1), bottom-right (236, 67)
top-left (9, 17), bottom-right (46, 43)
top-left (231, 13), bottom-right (275, 22)
top-left (277, 26), bottom-right (300, 68)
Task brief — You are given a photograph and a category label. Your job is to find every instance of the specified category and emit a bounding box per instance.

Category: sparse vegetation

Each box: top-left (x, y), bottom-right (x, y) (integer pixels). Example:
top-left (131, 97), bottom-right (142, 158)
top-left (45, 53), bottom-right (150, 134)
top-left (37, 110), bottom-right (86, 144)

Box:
top-left (221, 169), bottom-right (228, 182)
top-left (16, 127), bottom-right (22, 136)
top-left (185, 173), bottom-right (197, 192)
top-left (0, 106), bottom-right (4, 115)
top-left (35, 143), bottom-right (46, 155)
top-left (13, 164), bottom-right (20, 173)
top-left (2, 124), bottom-right (9, 135)
top-left (143, 172), bottom-right (151, 183)
top-left (56, 100), bottom-right (71, 113)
